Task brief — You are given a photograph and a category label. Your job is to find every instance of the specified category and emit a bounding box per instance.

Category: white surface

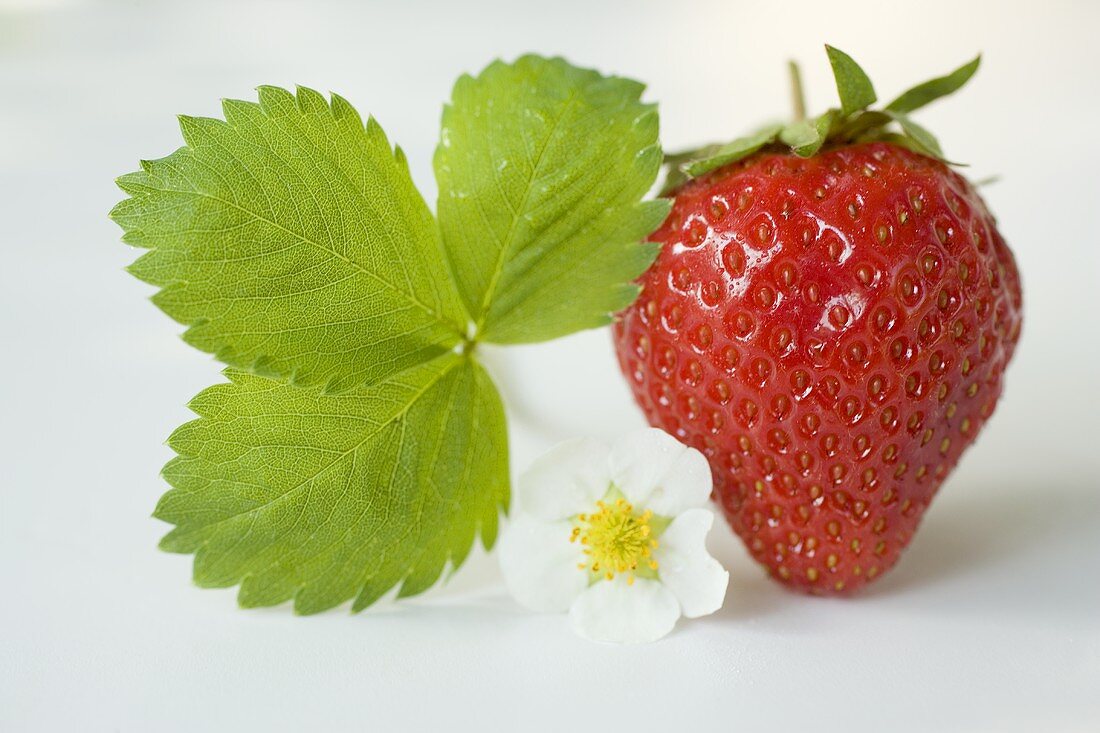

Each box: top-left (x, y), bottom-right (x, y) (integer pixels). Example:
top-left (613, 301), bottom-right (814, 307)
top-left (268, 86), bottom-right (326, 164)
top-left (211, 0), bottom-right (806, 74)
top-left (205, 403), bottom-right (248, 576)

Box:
top-left (2, 0), bottom-right (1099, 730)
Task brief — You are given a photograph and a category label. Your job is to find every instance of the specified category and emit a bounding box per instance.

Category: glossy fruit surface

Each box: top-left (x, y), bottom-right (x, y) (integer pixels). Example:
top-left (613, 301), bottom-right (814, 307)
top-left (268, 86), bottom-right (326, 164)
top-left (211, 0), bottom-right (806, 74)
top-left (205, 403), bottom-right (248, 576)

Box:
top-left (613, 142), bottom-right (1022, 593)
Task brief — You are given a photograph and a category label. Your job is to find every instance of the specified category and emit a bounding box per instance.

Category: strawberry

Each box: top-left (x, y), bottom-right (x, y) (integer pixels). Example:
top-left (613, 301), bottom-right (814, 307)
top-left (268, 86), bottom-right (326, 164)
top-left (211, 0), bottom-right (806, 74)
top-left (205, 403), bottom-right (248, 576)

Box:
top-left (613, 47), bottom-right (1022, 594)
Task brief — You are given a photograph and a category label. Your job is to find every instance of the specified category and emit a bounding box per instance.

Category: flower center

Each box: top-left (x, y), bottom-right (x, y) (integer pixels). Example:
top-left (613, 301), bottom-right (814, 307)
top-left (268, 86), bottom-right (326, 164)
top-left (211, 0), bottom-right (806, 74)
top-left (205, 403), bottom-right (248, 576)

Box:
top-left (570, 493), bottom-right (659, 584)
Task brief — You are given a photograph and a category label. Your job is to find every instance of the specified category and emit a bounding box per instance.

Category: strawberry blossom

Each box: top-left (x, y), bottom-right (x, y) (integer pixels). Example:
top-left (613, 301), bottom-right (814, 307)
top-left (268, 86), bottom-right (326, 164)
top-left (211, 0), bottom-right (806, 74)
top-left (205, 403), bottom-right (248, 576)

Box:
top-left (499, 428), bottom-right (729, 643)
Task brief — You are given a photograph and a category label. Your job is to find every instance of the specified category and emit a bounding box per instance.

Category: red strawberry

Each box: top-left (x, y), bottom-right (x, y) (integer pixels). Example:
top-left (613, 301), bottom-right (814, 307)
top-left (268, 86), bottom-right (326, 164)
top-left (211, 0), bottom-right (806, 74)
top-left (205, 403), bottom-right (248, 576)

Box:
top-left (613, 48), bottom-right (1022, 594)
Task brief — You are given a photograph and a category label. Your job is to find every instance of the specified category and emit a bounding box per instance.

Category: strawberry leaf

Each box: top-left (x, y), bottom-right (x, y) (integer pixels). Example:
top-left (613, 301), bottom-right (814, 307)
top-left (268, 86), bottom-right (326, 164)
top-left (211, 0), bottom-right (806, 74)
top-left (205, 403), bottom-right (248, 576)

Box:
top-left (825, 45), bottom-right (877, 116)
top-left (112, 87), bottom-right (469, 393)
top-left (435, 55), bottom-right (668, 344)
top-left (115, 60), bottom-right (668, 613)
top-left (885, 55), bottom-right (981, 114)
top-left (156, 354), bottom-right (508, 614)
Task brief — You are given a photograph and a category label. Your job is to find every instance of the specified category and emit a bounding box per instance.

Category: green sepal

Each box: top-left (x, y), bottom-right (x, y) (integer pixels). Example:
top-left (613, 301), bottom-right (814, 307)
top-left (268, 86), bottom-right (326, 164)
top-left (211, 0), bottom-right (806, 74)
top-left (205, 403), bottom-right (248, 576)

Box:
top-left (660, 143), bottom-right (724, 194)
top-left (662, 46), bottom-right (980, 192)
top-left (885, 55), bottom-right (981, 114)
top-left (884, 111), bottom-right (944, 158)
top-left (825, 45), bottom-right (877, 115)
top-left (778, 120), bottom-right (816, 150)
top-left (780, 109), bottom-right (837, 157)
top-left (837, 110), bottom-right (892, 141)
top-left (682, 124), bottom-right (782, 177)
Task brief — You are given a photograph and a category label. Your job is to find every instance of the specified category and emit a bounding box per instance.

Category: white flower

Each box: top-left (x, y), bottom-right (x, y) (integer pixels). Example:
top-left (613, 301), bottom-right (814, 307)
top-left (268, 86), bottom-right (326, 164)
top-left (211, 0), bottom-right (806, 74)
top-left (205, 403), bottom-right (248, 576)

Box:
top-left (499, 427), bottom-right (729, 643)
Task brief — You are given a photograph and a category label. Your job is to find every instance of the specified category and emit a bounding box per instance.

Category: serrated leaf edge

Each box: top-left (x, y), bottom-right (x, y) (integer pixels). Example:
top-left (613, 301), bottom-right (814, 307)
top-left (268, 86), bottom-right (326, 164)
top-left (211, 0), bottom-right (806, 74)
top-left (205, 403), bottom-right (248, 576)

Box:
top-left (154, 354), bottom-right (508, 615)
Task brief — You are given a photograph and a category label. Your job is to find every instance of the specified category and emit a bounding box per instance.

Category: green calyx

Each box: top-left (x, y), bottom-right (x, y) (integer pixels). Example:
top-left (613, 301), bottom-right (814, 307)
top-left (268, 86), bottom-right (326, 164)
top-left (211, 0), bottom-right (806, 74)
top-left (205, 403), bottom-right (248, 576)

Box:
top-left (662, 45), bottom-right (981, 194)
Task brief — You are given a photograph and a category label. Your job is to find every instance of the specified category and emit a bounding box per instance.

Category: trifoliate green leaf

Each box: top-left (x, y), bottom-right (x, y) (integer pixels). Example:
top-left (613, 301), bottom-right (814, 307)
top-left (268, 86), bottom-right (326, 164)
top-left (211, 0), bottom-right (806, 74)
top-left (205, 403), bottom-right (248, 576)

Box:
top-left (885, 55), bottom-right (981, 114)
top-left (112, 86), bottom-right (469, 392)
top-left (156, 353), bottom-right (508, 613)
top-left (825, 45), bottom-right (877, 116)
top-left (435, 55), bottom-right (668, 344)
top-left (682, 124), bottom-right (783, 177)
top-left (116, 62), bottom-right (673, 612)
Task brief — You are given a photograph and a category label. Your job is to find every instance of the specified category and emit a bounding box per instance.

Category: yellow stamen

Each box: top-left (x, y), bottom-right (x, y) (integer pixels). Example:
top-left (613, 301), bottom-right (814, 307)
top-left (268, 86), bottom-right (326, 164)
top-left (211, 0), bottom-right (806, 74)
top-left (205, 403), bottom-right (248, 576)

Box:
top-left (571, 491), bottom-right (661, 582)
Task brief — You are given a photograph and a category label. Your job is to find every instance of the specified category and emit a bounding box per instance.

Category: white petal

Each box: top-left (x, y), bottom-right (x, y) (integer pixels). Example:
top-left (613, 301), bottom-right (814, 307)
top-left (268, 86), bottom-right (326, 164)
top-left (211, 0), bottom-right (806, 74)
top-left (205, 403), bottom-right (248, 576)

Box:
top-left (656, 509), bottom-right (729, 618)
top-left (518, 438), bottom-right (612, 521)
top-left (568, 576), bottom-right (681, 644)
top-left (608, 428), bottom-right (712, 516)
top-left (498, 515), bottom-right (588, 612)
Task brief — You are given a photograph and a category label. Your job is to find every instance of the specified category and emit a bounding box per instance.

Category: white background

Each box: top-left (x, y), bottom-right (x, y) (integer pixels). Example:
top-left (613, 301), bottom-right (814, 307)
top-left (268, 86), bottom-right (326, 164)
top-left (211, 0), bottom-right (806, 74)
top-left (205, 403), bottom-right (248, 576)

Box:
top-left (2, 0), bottom-right (1099, 730)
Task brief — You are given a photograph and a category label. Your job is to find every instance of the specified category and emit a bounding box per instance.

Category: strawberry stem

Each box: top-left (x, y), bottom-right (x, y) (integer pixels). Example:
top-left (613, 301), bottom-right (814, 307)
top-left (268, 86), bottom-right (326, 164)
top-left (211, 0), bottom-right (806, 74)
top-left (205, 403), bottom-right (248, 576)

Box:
top-left (788, 60), bottom-right (807, 122)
